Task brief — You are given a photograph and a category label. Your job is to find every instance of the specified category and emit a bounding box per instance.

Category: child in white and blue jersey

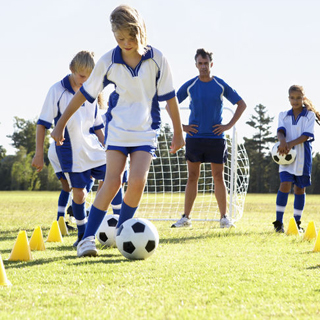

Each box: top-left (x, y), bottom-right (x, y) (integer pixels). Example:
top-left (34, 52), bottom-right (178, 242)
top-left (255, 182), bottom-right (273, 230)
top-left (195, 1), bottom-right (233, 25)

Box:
top-left (273, 85), bottom-right (320, 233)
top-left (34, 51), bottom-right (120, 247)
top-left (51, 5), bottom-right (184, 257)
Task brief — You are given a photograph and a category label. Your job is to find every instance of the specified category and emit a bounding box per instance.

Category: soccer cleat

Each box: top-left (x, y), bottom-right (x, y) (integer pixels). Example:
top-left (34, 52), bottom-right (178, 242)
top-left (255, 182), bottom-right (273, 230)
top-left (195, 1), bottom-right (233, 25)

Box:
top-left (296, 221), bottom-right (305, 233)
top-left (171, 215), bottom-right (192, 228)
top-left (220, 215), bottom-right (235, 228)
top-left (66, 222), bottom-right (76, 232)
top-left (73, 234), bottom-right (83, 247)
top-left (77, 236), bottom-right (98, 257)
top-left (273, 220), bottom-right (284, 233)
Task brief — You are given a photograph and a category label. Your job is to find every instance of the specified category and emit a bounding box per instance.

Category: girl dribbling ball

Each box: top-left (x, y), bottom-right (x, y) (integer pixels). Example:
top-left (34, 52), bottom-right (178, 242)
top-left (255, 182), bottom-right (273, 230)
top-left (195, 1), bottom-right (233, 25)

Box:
top-left (51, 5), bottom-right (185, 257)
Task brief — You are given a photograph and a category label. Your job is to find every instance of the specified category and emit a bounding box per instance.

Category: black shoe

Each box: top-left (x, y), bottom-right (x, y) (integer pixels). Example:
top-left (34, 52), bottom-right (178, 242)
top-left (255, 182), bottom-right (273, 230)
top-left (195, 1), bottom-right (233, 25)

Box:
top-left (73, 234), bottom-right (83, 247)
top-left (296, 221), bottom-right (304, 233)
top-left (273, 220), bottom-right (284, 233)
top-left (66, 221), bottom-right (76, 232)
top-left (67, 205), bottom-right (73, 217)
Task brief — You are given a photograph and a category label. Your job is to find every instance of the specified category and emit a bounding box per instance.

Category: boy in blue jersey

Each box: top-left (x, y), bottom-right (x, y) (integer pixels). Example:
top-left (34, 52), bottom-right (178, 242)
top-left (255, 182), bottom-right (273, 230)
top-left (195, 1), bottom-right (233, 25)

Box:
top-left (273, 85), bottom-right (320, 233)
top-left (171, 48), bottom-right (247, 228)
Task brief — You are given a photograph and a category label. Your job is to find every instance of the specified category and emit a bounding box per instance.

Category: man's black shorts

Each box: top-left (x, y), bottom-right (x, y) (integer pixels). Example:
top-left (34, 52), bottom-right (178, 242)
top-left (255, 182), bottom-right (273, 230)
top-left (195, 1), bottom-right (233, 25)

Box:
top-left (185, 138), bottom-right (228, 164)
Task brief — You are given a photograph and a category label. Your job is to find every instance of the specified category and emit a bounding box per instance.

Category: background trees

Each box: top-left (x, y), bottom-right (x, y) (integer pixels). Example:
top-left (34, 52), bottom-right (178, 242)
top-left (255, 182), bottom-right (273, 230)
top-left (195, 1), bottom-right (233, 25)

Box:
top-left (0, 109), bottom-right (319, 193)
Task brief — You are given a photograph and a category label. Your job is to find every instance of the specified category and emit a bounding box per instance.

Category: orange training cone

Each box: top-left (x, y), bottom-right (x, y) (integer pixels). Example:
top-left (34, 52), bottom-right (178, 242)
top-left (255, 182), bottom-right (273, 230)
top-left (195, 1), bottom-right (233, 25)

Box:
top-left (0, 255), bottom-right (12, 286)
top-left (286, 217), bottom-right (299, 236)
top-left (46, 221), bottom-right (63, 242)
top-left (304, 221), bottom-right (317, 241)
top-left (29, 226), bottom-right (46, 251)
top-left (313, 229), bottom-right (320, 252)
top-left (8, 230), bottom-right (32, 261)
top-left (58, 216), bottom-right (69, 236)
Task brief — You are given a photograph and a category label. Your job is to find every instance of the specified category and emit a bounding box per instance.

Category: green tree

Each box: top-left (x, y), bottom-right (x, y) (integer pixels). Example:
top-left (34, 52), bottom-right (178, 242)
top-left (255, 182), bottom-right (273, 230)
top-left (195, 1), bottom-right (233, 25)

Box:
top-left (244, 104), bottom-right (277, 193)
top-left (7, 117), bottom-right (50, 159)
top-left (0, 145), bottom-right (6, 160)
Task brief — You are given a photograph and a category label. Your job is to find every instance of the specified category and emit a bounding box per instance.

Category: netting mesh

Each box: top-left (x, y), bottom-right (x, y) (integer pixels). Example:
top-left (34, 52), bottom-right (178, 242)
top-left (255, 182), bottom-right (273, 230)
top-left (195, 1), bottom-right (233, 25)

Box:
top-left (92, 107), bottom-right (250, 222)
top-left (134, 126), bottom-right (250, 222)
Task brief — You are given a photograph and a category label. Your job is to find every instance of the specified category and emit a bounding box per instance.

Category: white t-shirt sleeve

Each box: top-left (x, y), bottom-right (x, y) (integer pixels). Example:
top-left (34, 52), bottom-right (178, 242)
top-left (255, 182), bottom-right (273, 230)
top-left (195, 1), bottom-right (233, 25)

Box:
top-left (81, 51), bottom-right (113, 103)
top-left (154, 50), bottom-right (175, 101)
top-left (37, 84), bottom-right (59, 129)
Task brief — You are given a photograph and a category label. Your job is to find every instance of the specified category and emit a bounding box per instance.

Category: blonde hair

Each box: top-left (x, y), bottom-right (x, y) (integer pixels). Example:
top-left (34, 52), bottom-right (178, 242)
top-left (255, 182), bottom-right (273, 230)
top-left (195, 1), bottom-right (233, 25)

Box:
top-left (69, 51), bottom-right (95, 74)
top-left (110, 5), bottom-right (148, 55)
top-left (289, 85), bottom-right (320, 125)
top-left (69, 51), bottom-right (104, 108)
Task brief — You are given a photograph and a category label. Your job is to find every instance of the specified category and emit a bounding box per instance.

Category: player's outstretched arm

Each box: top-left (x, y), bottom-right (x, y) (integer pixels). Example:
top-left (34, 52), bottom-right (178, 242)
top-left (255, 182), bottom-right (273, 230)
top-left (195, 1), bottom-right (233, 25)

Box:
top-left (165, 97), bottom-right (185, 154)
top-left (51, 91), bottom-right (87, 145)
top-left (31, 124), bottom-right (46, 172)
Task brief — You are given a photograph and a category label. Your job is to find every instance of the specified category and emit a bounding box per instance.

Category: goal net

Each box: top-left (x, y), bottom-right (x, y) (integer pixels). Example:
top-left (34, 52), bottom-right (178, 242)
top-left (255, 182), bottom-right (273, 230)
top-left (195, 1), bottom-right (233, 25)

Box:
top-left (129, 106), bottom-right (250, 222)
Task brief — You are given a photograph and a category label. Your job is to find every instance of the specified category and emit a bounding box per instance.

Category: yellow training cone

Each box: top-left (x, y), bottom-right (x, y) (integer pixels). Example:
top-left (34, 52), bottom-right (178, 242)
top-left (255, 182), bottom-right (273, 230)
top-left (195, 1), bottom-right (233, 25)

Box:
top-left (58, 216), bottom-right (69, 236)
top-left (29, 226), bottom-right (46, 251)
top-left (46, 221), bottom-right (63, 242)
top-left (304, 221), bottom-right (317, 241)
top-left (286, 217), bottom-right (299, 236)
top-left (0, 255), bottom-right (12, 286)
top-left (313, 229), bottom-right (320, 252)
top-left (8, 230), bottom-right (32, 261)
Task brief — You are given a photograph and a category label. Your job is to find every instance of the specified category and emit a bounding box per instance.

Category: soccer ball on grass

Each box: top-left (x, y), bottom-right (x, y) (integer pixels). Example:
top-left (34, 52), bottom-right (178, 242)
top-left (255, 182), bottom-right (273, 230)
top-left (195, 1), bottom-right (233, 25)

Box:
top-left (96, 214), bottom-right (119, 247)
top-left (116, 218), bottom-right (159, 260)
top-left (271, 142), bottom-right (296, 165)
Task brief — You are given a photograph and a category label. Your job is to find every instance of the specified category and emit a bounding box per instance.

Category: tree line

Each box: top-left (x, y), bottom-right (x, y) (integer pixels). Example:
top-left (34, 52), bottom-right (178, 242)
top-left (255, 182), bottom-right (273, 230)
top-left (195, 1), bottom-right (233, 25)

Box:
top-left (0, 106), bottom-right (319, 194)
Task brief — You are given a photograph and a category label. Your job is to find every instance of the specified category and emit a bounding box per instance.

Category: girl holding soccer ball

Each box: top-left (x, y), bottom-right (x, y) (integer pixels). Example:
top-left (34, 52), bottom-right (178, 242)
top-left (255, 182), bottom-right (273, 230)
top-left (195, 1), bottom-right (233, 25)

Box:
top-left (273, 85), bottom-right (320, 233)
top-left (51, 5), bottom-right (184, 257)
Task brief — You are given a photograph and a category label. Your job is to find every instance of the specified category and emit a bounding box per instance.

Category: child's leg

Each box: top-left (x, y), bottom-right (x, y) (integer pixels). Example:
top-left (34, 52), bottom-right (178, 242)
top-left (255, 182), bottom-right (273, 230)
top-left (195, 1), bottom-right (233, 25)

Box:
top-left (111, 187), bottom-right (123, 215)
top-left (276, 181), bottom-right (292, 223)
top-left (72, 187), bottom-right (88, 240)
top-left (117, 151), bottom-right (152, 227)
top-left (57, 178), bottom-right (71, 220)
top-left (293, 186), bottom-right (306, 223)
top-left (83, 151), bottom-right (127, 239)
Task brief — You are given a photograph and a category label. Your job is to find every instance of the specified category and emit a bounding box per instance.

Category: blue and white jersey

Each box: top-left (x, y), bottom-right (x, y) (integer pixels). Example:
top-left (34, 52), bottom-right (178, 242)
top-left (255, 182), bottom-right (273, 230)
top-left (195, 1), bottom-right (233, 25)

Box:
top-left (37, 75), bottom-right (106, 173)
top-left (277, 107), bottom-right (315, 176)
top-left (177, 76), bottom-right (242, 139)
top-left (80, 45), bottom-right (175, 148)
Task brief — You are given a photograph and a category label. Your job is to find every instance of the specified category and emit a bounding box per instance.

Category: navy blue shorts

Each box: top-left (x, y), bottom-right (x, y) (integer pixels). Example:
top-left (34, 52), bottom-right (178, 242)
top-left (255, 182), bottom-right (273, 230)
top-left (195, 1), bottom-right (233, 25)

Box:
top-left (280, 171), bottom-right (311, 188)
top-left (107, 145), bottom-right (156, 158)
top-left (55, 171), bottom-right (67, 181)
top-left (185, 138), bottom-right (228, 164)
top-left (65, 164), bottom-right (106, 189)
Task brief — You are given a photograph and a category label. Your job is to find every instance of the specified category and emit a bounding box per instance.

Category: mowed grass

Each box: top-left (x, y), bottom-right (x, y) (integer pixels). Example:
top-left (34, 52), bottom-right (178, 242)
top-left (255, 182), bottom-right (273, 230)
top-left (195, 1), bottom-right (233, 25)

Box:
top-left (1, 191), bottom-right (320, 320)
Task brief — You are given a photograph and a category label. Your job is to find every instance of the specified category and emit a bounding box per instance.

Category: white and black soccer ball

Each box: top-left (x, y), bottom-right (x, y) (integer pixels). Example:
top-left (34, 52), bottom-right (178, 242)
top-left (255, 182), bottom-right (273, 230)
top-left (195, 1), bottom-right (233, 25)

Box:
top-left (116, 218), bottom-right (159, 260)
top-left (96, 214), bottom-right (119, 247)
top-left (271, 142), bottom-right (296, 165)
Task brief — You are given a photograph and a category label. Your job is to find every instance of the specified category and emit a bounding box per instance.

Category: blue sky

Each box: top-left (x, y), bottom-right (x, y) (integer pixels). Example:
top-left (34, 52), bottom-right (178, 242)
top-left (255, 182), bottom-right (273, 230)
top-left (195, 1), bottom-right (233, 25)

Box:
top-left (1, 0), bottom-right (319, 155)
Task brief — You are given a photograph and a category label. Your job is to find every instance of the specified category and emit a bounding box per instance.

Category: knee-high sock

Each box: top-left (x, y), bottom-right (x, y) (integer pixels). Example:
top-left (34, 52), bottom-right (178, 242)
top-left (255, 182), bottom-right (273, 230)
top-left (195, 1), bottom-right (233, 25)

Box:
top-left (294, 193), bottom-right (305, 222)
top-left (72, 200), bottom-right (87, 237)
top-left (111, 188), bottom-right (123, 215)
top-left (57, 190), bottom-right (70, 220)
top-left (276, 191), bottom-right (289, 223)
top-left (86, 179), bottom-right (94, 193)
top-left (117, 201), bottom-right (138, 228)
top-left (83, 206), bottom-right (107, 239)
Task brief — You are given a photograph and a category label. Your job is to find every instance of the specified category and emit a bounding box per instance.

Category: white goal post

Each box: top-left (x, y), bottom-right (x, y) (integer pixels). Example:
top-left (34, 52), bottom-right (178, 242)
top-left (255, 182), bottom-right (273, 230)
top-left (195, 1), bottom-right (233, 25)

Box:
top-left (129, 106), bottom-right (250, 222)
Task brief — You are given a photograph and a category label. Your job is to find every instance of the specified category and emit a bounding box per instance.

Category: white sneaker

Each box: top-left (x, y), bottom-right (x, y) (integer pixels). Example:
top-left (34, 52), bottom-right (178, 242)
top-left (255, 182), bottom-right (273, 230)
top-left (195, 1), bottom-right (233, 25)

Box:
top-left (220, 215), bottom-right (235, 228)
top-left (77, 236), bottom-right (98, 257)
top-left (171, 215), bottom-right (192, 228)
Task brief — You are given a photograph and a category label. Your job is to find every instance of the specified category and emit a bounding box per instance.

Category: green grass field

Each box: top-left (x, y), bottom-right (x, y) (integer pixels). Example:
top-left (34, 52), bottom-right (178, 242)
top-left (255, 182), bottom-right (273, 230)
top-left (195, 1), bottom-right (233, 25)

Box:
top-left (1, 191), bottom-right (320, 319)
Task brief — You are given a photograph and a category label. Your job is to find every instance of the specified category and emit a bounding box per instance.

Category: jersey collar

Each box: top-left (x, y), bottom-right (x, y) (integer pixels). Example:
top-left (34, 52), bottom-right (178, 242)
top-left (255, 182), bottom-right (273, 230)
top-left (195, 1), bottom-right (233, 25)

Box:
top-left (61, 75), bottom-right (75, 95)
top-left (287, 106), bottom-right (307, 117)
top-left (113, 45), bottom-right (153, 64)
